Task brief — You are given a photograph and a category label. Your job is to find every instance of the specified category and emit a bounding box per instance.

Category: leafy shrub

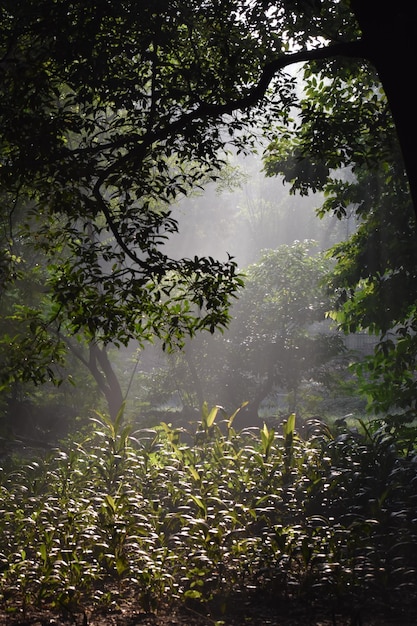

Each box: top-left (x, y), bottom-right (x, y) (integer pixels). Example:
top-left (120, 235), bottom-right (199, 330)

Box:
top-left (0, 407), bottom-right (416, 622)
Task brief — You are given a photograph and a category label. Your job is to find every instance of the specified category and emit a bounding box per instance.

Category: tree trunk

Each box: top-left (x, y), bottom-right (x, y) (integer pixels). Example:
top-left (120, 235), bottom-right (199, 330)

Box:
top-left (350, 0), bottom-right (417, 216)
top-left (88, 343), bottom-right (124, 420)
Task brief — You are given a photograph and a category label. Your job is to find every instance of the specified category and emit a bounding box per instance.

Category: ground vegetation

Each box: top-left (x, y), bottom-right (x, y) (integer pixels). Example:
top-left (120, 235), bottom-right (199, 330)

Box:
top-left (0, 410), bottom-right (416, 625)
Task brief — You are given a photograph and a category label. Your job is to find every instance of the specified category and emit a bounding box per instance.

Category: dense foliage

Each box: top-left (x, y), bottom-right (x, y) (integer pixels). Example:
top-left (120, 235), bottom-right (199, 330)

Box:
top-left (2, 0), bottom-right (417, 404)
top-left (0, 410), bottom-right (416, 624)
top-left (263, 34), bottom-right (417, 425)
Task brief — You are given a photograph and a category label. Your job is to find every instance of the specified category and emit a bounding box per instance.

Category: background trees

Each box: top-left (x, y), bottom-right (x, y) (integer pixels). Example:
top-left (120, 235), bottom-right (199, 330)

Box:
top-left (140, 241), bottom-right (348, 426)
top-left (227, 242), bottom-right (344, 419)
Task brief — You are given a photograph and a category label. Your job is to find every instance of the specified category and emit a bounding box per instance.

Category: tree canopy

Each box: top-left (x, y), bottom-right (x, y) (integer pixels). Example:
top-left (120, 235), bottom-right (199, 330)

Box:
top-left (1, 0), bottom-right (416, 409)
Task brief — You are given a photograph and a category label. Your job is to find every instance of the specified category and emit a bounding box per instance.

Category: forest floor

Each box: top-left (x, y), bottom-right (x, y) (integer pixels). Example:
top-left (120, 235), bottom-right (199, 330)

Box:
top-left (2, 596), bottom-right (416, 626)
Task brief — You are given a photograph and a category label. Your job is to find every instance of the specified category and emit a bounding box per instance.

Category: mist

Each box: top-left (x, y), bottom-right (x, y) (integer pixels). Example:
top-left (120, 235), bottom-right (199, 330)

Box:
top-left (114, 152), bottom-right (364, 431)
top-left (2, 148), bottom-right (366, 442)
top-left (164, 151), bottom-right (344, 268)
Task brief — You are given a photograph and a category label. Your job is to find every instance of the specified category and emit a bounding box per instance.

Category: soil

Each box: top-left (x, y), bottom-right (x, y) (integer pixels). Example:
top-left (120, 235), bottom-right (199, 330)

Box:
top-left (1, 597), bottom-right (415, 626)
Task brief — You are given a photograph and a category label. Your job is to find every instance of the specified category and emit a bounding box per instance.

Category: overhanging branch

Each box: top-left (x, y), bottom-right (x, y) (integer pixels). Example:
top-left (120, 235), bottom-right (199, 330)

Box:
top-left (195, 39), bottom-right (368, 116)
top-left (78, 39), bottom-right (368, 163)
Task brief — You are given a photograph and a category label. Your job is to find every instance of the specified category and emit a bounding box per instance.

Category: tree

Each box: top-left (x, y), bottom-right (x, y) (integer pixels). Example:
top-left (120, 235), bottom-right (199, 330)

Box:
top-left (262, 32), bottom-right (417, 425)
top-left (1, 1), bottom-right (249, 367)
top-left (319, 164), bottom-right (417, 424)
top-left (218, 241), bottom-right (343, 419)
top-left (0, 201), bottom-right (121, 426)
top-left (348, 0), bottom-right (417, 211)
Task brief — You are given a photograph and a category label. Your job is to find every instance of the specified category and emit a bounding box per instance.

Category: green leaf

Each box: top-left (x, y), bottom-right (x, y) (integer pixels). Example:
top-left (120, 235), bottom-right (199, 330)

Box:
top-left (283, 413), bottom-right (296, 439)
top-left (201, 402), bottom-right (221, 430)
top-left (189, 494), bottom-right (207, 516)
top-left (104, 494), bottom-right (117, 514)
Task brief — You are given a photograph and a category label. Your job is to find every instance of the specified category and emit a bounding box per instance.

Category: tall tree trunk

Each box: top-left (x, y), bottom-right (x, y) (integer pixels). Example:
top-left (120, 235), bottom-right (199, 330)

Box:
top-left (350, 0), bottom-right (417, 215)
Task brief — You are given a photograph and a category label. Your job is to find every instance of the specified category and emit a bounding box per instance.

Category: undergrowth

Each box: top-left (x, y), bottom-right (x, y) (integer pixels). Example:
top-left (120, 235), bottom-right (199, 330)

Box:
top-left (0, 404), bottom-right (416, 623)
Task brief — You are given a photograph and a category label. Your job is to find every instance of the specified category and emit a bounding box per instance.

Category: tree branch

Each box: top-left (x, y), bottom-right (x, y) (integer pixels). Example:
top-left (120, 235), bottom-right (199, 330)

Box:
top-left (92, 183), bottom-right (148, 269)
top-left (195, 40), bottom-right (368, 116)
top-left (78, 39), bottom-right (367, 161)
top-left (89, 39), bottom-right (367, 204)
